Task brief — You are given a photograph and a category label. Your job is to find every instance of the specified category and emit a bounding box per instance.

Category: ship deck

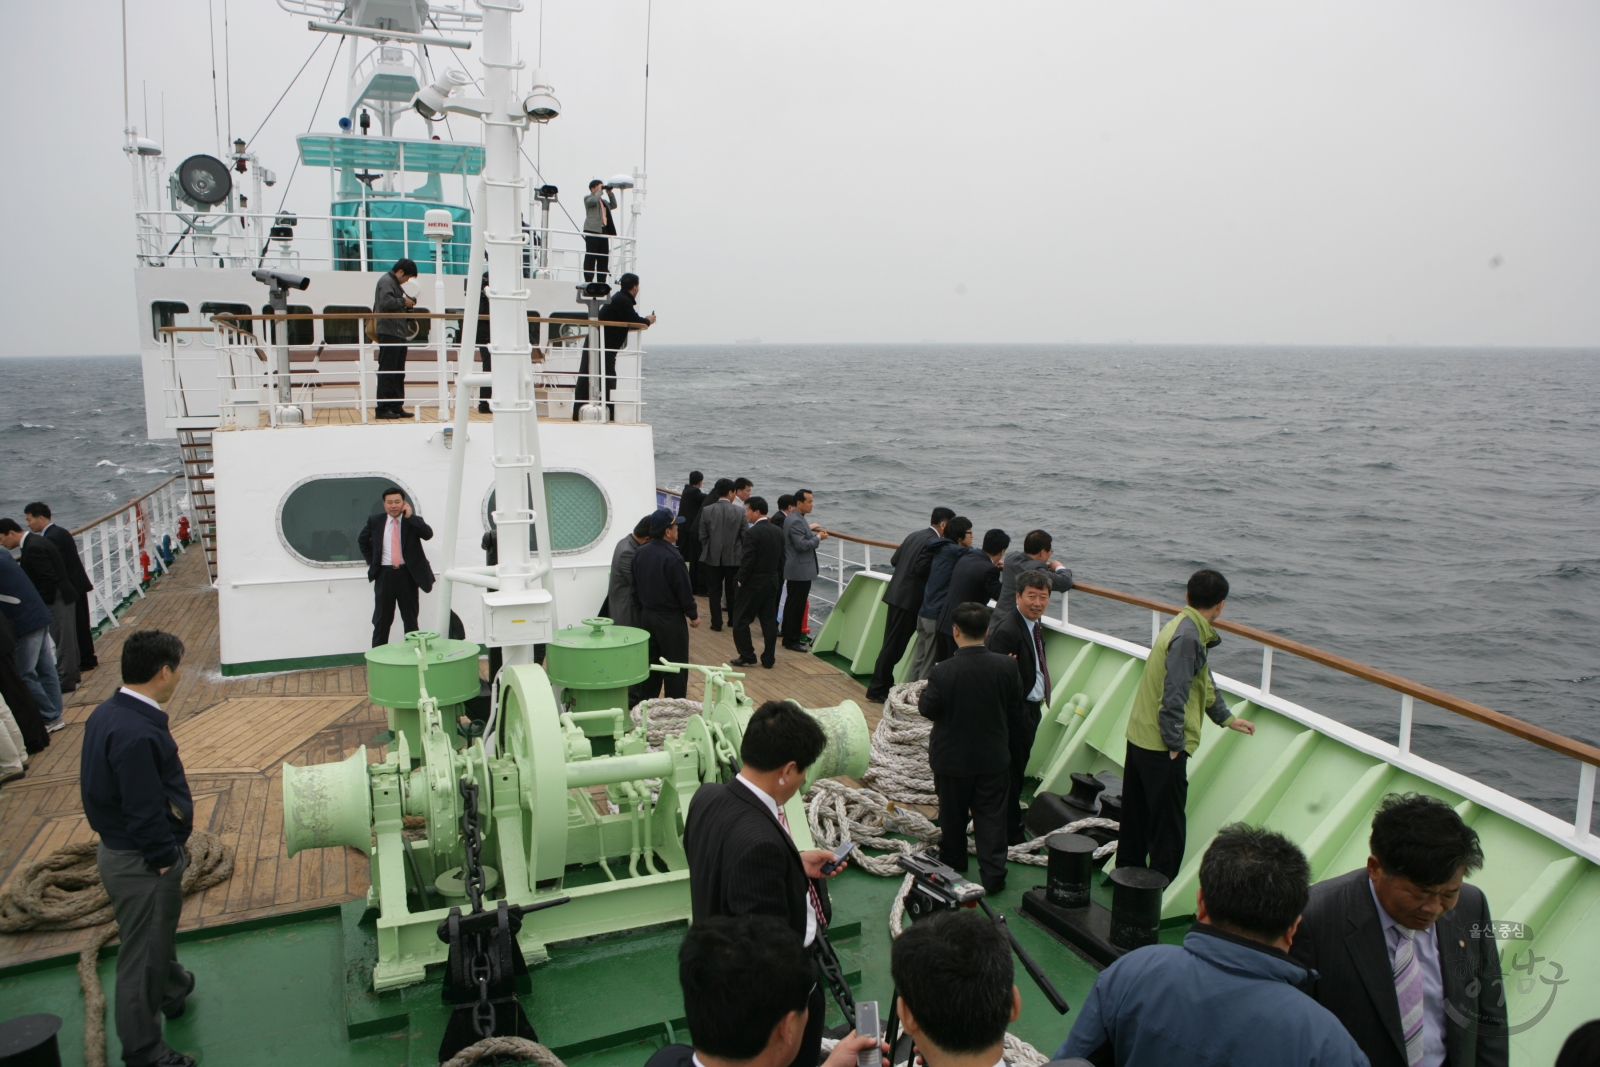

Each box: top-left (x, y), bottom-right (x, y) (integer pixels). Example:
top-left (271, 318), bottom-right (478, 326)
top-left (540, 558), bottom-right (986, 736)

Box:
top-left (0, 548), bottom-right (883, 968)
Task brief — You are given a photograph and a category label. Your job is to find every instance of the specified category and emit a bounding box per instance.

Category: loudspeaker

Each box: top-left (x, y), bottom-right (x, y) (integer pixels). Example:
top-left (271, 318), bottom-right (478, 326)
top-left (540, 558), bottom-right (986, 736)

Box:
top-left (282, 746), bottom-right (374, 857)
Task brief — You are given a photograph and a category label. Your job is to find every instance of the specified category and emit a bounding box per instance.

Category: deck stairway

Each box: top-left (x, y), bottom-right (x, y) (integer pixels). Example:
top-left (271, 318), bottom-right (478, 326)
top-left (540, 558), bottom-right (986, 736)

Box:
top-left (177, 428), bottom-right (217, 579)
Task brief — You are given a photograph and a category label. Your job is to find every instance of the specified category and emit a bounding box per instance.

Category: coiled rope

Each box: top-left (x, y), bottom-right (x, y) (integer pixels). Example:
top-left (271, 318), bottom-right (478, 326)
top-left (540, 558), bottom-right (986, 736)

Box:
top-left (0, 831), bottom-right (234, 1067)
top-left (440, 1036), bottom-right (567, 1067)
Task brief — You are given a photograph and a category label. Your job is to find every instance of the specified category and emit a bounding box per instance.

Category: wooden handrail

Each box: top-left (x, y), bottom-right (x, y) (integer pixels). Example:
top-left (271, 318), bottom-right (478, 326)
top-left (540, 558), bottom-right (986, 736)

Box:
top-left (653, 484), bottom-right (1600, 772)
top-left (70, 476), bottom-right (184, 537)
top-left (196, 312), bottom-right (650, 328)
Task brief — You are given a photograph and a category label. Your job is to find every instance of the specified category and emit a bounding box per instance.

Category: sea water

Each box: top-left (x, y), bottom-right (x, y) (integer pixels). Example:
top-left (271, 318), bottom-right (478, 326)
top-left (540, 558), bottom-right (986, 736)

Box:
top-left (3, 347), bottom-right (1596, 821)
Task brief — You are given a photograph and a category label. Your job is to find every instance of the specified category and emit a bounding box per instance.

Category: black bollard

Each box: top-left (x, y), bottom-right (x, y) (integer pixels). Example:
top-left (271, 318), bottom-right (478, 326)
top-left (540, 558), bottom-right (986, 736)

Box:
top-left (0, 1013), bottom-right (62, 1067)
top-left (1045, 833), bottom-right (1098, 909)
top-left (1108, 867), bottom-right (1169, 950)
top-left (1061, 773), bottom-right (1106, 815)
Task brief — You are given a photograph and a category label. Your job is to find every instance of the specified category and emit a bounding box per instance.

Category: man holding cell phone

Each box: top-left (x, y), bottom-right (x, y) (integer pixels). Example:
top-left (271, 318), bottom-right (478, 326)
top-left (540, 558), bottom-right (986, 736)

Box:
top-left (684, 701), bottom-right (851, 1067)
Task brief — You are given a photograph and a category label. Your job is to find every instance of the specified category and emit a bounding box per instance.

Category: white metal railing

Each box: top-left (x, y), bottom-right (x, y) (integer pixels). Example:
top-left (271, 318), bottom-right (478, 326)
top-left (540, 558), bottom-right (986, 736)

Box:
top-left (68, 476), bottom-right (193, 632)
top-left (133, 209), bottom-right (635, 282)
top-left (161, 313), bottom-right (647, 429)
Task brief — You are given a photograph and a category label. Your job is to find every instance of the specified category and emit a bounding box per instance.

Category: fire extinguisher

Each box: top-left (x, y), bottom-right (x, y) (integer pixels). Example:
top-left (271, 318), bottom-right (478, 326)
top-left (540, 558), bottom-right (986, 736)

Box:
top-left (178, 516), bottom-right (191, 543)
top-left (140, 550), bottom-right (151, 583)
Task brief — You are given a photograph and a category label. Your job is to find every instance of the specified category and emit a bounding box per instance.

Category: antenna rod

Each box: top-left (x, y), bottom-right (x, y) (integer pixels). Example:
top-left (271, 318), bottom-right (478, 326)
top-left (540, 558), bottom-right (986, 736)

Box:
top-left (121, 0), bottom-right (130, 130)
top-left (641, 0), bottom-right (652, 175)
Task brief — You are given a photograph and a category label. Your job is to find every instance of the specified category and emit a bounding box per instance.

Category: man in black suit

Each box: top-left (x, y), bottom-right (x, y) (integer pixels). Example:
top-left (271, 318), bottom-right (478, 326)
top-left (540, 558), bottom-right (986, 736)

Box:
top-left (985, 569), bottom-right (1053, 845)
top-left (684, 700), bottom-right (849, 1067)
top-left (577, 272), bottom-right (655, 421)
top-left (731, 498), bottom-right (784, 669)
top-left (643, 915), bottom-right (882, 1067)
top-left (920, 602), bottom-right (1025, 893)
top-left (678, 472), bottom-right (708, 595)
top-left (632, 508), bottom-right (699, 700)
top-left (26, 502), bottom-right (98, 671)
top-left (865, 507), bottom-right (954, 703)
top-left (0, 517), bottom-right (79, 691)
top-left (1291, 793), bottom-right (1507, 1067)
top-left (356, 488), bottom-right (434, 647)
top-left (770, 494), bottom-right (795, 532)
top-left (934, 528), bottom-right (1008, 664)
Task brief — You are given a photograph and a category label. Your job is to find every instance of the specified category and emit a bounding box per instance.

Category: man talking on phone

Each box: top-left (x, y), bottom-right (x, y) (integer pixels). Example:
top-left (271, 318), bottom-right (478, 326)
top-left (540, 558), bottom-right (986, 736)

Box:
top-left (357, 488), bottom-right (434, 646)
top-left (685, 701), bottom-right (849, 1067)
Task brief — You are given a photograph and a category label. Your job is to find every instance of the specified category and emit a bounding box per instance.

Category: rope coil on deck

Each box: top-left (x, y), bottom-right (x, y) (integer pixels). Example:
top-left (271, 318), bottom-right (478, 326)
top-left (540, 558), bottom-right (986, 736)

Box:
top-left (440, 1036), bottom-right (567, 1067)
top-left (0, 831), bottom-right (234, 1067)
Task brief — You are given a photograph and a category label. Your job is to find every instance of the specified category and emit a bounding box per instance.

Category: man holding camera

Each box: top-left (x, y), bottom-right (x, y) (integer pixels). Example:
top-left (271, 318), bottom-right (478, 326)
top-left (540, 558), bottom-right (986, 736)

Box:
top-left (583, 180), bottom-right (618, 283)
top-left (373, 258), bottom-right (418, 419)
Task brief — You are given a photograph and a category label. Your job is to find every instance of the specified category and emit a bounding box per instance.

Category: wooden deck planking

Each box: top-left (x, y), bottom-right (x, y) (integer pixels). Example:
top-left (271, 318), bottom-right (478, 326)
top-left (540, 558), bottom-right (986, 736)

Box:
top-left (0, 551), bottom-right (882, 968)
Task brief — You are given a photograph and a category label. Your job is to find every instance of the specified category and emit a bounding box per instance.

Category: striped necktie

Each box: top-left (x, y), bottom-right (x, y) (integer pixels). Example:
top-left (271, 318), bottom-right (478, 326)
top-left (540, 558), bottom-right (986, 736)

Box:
top-left (1031, 619), bottom-right (1051, 699)
top-left (776, 805), bottom-right (828, 934)
top-left (1391, 926), bottom-right (1426, 1067)
top-left (388, 517), bottom-right (402, 567)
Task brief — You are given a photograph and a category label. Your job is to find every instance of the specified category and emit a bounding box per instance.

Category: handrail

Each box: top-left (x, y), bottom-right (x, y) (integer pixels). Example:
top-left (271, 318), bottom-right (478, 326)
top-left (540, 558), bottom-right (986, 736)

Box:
top-left (653, 487), bottom-right (1600, 773)
top-left (196, 313), bottom-right (650, 328)
top-left (1068, 581), bottom-right (1600, 768)
top-left (70, 475), bottom-right (184, 536)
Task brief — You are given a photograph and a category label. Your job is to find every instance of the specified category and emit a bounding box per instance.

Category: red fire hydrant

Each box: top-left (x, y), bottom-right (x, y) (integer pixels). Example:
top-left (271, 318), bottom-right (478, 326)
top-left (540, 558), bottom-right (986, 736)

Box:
top-left (178, 516), bottom-right (191, 543)
top-left (140, 550), bottom-right (151, 583)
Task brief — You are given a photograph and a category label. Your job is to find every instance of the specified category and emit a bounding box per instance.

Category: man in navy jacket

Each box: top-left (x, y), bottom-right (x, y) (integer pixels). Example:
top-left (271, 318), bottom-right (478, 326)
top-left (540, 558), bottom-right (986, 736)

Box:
top-left (81, 630), bottom-right (197, 1067)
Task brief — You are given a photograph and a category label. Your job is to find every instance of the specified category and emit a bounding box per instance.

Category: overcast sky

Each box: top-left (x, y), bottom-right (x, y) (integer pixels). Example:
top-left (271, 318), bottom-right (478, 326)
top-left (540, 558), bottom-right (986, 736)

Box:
top-left (3, 0), bottom-right (1598, 355)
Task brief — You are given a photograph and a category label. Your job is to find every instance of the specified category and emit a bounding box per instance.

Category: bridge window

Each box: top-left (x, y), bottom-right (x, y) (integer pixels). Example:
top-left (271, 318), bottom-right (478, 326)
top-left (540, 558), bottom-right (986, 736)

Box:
top-left (279, 475), bottom-right (411, 566)
top-left (485, 471), bottom-right (609, 555)
top-left (323, 306), bottom-right (370, 345)
top-left (199, 302), bottom-right (252, 325)
top-left (261, 305), bottom-right (314, 347)
top-left (151, 301), bottom-right (189, 341)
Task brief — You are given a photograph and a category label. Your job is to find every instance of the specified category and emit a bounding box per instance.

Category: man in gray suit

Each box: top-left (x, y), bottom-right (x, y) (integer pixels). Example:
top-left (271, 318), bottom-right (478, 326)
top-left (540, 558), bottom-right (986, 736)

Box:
top-left (990, 529), bottom-right (1073, 632)
top-left (697, 479), bottom-right (744, 631)
top-left (781, 489), bottom-right (828, 651)
top-left (601, 516), bottom-right (652, 628)
top-left (865, 507), bottom-right (954, 702)
top-left (583, 180), bottom-right (617, 283)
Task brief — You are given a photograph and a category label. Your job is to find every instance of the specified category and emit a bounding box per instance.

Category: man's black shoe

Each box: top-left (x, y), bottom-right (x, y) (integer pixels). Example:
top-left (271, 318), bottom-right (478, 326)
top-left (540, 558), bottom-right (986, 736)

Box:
top-left (865, 690), bottom-right (889, 703)
top-left (709, 624), bottom-right (723, 632)
top-left (478, 401), bottom-right (491, 414)
top-left (783, 642), bottom-right (808, 653)
top-left (730, 656), bottom-right (759, 667)
top-left (761, 660), bottom-right (775, 669)
top-left (149, 1051), bottom-right (196, 1067)
top-left (982, 879), bottom-right (1007, 896)
top-left (162, 969), bottom-right (196, 1019)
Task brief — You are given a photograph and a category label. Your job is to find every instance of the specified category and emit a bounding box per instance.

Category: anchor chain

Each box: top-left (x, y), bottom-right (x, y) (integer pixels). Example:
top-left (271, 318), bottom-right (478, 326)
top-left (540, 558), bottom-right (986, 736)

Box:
top-left (459, 778), bottom-right (496, 1041)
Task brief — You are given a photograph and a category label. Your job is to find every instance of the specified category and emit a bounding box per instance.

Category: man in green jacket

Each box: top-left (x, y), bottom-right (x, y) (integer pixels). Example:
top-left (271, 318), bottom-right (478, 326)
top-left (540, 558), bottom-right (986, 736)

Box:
top-left (1119, 569), bottom-right (1255, 880)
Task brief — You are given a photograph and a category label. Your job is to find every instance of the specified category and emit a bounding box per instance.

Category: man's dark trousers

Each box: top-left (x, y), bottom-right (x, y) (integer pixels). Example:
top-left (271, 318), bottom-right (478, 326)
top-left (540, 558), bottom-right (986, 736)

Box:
top-left (376, 344), bottom-right (407, 415)
top-left (583, 234), bottom-right (610, 282)
top-left (782, 579), bottom-right (811, 644)
top-left (1117, 741), bottom-right (1188, 881)
top-left (731, 579), bottom-right (780, 666)
top-left (99, 844), bottom-right (191, 1066)
top-left (1005, 701), bottom-right (1042, 844)
top-left (571, 347), bottom-right (618, 421)
top-left (372, 566), bottom-right (421, 646)
top-left (865, 604), bottom-right (917, 701)
top-left (636, 609), bottom-right (689, 699)
top-left (936, 771), bottom-right (1008, 888)
top-left (702, 564), bottom-right (738, 630)
top-left (74, 593), bottom-right (98, 670)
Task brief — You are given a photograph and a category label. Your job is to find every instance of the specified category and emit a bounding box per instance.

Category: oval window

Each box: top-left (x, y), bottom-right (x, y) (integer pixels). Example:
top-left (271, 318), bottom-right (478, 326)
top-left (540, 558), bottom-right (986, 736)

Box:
top-left (486, 471), bottom-right (608, 554)
top-left (280, 476), bottom-right (410, 565)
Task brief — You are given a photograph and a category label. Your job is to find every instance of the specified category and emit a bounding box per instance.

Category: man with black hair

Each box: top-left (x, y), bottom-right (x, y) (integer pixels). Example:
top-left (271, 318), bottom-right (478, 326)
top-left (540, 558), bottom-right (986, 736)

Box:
top-left (373, 258), bottom-right (418, 418)
top-left (25, 501), bottom-right (98, 672)
top-left (731, 497), bottom-right (784, 669)
top-left (771, 494), bottom-right (796, 532)
top-left (934, 528), bottom-right (1008, 664)
top-left (579, 272), bottom-right (656, 421)
top-left (909, 517), bottom-right (973, 682)
top-left (990, 529), bottom-right (1072, 633)
top-left (644, 915), bottom-right (882, 1067)
top-left (1291, 793), bottom-right (1506, 1067)
top-left (1117, 568), bottom-right (1255, 880)
top-left (782, 490), bottom-right (827, 652)
top-left (0, 516), bottom-right (79, 691)
top-left (684, 700), bottom-right (848, 1067)
top-left (920, 601), bottom-right (1025, 892)
top-left (985, 568), bottom-right (1058, 844)
top-left (583, 179), bottom-right (617, 282)
top-left (357, 488), bottom-right (434, 646)
top-left (679, 473), bottom-right (708, 594)
top-left (865, 508), bottom-right (954, 703)
top-left (1058, 824), bottom-right (1369, 1067)
top-left (81, 630), bottom-right (198, 1067)
top-left (892, 909), bottom-right (1021, 1067)
top-left (601, 515), bottom-right (653, 628)
top-left (733, 477), bottom-right (754, 504)
top-left (633, 508), bottom-right (700, 700)
top-left (699, 479), bottom-right (744, 631)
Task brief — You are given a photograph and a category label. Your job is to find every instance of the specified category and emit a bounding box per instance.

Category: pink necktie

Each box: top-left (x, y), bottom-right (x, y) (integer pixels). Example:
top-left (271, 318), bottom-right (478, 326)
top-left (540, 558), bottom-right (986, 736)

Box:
top-left (776, 806), bottom-right (828, 933)
top-left (1392, 927), bottom-right (1426, 1067)
top-left (388, 517), bottom-right (402, 566)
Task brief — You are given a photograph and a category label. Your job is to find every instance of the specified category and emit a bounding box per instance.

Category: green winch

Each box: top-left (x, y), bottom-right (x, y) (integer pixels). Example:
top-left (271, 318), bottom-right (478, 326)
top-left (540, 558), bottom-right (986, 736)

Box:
top-left (280, 642), bottom-right (869, 991)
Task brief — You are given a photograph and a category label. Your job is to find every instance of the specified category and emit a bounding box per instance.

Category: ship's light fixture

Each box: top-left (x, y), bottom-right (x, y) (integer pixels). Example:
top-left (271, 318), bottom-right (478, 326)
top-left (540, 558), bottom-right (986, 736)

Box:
top-left (522, 70), bottom-right (560, 123)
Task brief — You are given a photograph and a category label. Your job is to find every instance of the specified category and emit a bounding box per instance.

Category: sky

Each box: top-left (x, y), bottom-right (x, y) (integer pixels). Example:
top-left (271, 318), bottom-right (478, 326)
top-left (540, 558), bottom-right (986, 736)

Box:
top-left (3, 0), bottom-right (1598, 354)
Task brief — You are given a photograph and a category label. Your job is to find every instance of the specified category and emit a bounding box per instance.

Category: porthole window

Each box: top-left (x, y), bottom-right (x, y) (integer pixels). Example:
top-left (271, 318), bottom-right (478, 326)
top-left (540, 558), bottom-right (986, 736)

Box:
top-left (279, 475), bottom-right (412, 566)
top-left (485, 471), bottom-right (609, 555)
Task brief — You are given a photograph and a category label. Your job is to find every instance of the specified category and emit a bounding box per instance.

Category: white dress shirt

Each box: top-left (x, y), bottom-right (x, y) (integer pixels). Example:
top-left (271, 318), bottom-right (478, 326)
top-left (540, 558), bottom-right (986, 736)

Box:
top-left (380, 514), bottom-right (402, 566)
top-left (1018, 615), bottom-right (1047, 703)
top-left (1369, 878), bottom-right (1446, 1067)
top-left (736, 773), bottom-right (816, 946)
top-left (119, 686), bottom-right (163, 712)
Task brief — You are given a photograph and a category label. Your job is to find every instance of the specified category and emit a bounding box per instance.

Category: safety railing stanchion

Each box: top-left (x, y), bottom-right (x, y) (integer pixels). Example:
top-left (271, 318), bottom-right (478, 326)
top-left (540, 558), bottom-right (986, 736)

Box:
top-left (1577, 764), bottom-right (1597, 840)
top-left (1259, 646), bottom-right (1273, 695)
top-left (358, 317), bottom-right (371, 424)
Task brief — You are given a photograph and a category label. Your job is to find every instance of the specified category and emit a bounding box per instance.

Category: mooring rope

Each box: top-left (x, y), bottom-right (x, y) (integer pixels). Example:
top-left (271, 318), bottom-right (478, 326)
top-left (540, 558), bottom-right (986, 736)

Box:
top-left (440, 1036), bottom-right (567, 1067)
top-left (0, 831), bottom-right (234, 1067)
